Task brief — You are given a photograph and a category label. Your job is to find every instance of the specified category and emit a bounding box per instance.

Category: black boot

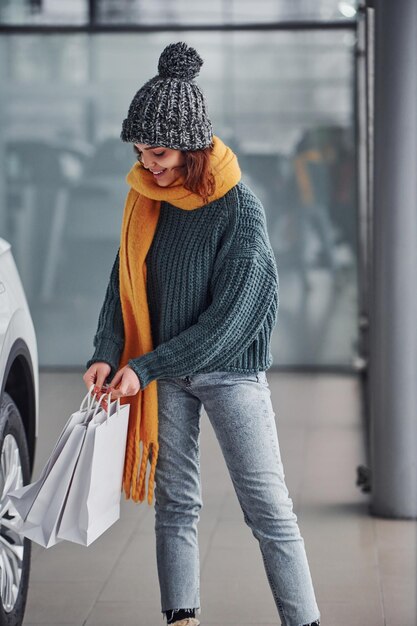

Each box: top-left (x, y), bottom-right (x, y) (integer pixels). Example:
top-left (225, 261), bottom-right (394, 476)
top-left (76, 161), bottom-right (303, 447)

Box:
top-left (165, 608), bottom-right (196, 624)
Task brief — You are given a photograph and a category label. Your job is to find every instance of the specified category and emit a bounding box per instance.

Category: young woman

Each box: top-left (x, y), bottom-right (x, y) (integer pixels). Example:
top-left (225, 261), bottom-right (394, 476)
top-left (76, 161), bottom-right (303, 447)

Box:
top-left (83, 42), bottom-right (321, 626)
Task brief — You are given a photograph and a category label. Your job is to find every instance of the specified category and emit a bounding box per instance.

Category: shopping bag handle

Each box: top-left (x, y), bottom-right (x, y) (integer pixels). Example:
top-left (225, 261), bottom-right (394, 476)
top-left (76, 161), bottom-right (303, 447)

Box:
top-left (90, 389), bottom-right (119, 417)
top-left (80, 385), bottom-right (98, 412)
top-left (91, 391), bottom-right (110, 419)
top-left (91, 389), bottom-right (121, 422)
top-left (101, 390), bottom-right (121, 420)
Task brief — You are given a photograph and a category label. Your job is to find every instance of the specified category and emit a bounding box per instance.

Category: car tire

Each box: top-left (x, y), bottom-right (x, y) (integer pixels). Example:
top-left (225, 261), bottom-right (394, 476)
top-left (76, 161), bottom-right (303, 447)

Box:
top-left (0, 392), bottom-right (32, 626)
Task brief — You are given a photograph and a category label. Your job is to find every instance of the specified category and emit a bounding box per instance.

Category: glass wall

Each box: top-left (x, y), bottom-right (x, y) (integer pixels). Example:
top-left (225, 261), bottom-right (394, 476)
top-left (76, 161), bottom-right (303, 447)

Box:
top-left (96, 0), bottom-right (358, 24)
top-left (0, 27), bottom-right (357, 369)
top-left (0, 0), bottom-right (87, 25)
top-left (0, 0), bottom-right (359, 27)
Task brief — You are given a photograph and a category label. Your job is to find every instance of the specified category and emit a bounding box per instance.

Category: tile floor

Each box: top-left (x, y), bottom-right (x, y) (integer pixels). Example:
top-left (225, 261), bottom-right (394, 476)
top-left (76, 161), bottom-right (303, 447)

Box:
top-left (22, 371), bottom-right (416, 626)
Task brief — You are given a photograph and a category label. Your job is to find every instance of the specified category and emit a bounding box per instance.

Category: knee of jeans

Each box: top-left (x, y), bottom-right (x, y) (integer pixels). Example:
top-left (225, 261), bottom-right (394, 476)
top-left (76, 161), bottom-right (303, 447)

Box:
top-left (241, 498), bottom-right (301, 541)
top-left (155, 492), bottom-right (203, 525)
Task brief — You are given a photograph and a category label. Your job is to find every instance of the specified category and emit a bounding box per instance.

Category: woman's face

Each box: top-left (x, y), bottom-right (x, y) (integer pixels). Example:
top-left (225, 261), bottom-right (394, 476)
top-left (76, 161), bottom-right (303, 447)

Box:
top-left (134, 143), bottom-right (186, 187)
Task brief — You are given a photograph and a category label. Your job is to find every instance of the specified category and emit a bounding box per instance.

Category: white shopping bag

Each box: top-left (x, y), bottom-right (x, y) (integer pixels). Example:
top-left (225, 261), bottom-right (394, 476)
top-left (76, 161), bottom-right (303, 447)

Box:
top-left (57, 391), bottom-right (130, 546)
top-left (7, 388), bottom-right (106, 548)
top-left (8, 385), bottom-right (98, 522)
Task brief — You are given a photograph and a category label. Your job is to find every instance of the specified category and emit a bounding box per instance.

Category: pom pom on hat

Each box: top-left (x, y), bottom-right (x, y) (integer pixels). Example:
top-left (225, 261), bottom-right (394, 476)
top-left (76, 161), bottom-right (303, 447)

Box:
top-left (158, 42), bottom-right (203, 81)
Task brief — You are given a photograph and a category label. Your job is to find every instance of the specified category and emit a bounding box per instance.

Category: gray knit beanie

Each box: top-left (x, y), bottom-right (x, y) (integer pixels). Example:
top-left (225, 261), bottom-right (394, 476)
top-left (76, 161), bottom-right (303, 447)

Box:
top-left (120, 42), bottom-right (214, 151)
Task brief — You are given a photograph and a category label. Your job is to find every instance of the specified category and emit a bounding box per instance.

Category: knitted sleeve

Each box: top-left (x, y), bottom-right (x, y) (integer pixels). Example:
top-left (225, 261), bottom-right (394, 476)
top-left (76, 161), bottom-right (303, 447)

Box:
top-left (85, 249), bottom-right (125, 382)
top-left (128, 247), bottom-right (279, 390)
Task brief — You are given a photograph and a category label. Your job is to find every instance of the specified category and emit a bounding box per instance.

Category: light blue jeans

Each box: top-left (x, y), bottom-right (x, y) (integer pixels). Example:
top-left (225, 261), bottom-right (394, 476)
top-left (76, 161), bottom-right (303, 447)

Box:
top-left (153, 371), bottom-right (320, 626)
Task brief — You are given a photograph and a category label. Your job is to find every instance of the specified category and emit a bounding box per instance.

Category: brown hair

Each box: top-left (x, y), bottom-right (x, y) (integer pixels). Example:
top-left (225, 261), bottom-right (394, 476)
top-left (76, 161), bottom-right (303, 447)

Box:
top-left (133, 143), bottom-right (216, 204)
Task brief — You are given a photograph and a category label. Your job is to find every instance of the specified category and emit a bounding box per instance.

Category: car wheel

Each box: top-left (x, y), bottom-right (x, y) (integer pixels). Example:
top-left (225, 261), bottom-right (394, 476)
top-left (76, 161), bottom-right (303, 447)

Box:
top-left (0, 392), bottom-right (32, 626)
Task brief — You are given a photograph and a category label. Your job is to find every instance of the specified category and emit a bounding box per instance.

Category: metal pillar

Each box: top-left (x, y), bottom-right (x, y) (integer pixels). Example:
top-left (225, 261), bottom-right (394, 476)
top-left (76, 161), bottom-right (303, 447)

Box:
top-left (370, 0), bottom-right (417, 518)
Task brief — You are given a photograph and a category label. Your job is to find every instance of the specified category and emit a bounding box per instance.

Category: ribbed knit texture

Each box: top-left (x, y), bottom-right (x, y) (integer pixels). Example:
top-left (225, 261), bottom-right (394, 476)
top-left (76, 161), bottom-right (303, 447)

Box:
top-left (120, 42), bottom-right (213, 150)
top-left (86, 180), bottom-right (279, 389)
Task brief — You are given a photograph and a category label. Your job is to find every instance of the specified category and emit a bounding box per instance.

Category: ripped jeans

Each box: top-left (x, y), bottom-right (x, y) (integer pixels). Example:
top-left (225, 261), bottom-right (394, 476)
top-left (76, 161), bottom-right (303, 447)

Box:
top-left (154, 371), bottom-right (320, 626)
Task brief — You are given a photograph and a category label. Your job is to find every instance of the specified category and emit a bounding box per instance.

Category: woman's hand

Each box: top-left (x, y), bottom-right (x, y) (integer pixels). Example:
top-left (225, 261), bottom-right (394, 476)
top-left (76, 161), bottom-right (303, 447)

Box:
top-left (83, 362), bottom-right (113, 410)
top-left (108, 365), bottom-right (141, 398)
top-left (83, 362), bottom-right (111, 394)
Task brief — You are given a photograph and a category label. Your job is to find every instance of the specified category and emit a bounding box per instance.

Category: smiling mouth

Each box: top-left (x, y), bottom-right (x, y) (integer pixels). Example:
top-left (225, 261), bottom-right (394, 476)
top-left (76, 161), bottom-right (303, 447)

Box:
top-left (151, 169), bottom-right (166, 176)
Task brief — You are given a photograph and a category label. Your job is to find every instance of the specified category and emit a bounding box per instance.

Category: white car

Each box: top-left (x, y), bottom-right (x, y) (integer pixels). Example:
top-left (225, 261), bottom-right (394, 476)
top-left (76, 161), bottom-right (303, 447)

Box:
top-left (0, 237), bottom-right (39, 625)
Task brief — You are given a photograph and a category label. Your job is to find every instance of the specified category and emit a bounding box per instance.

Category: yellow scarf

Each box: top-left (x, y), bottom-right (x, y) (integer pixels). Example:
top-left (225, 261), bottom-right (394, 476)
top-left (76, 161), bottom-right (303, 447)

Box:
top-left (118, 135), bottom-right (241, 504)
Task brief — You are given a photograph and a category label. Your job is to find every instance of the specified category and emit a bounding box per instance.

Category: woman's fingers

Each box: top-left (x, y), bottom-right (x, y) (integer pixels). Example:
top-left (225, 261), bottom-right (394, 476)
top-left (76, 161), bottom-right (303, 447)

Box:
top-left (95, 372), bottom-right (107, 391)
top-left (109, 379), bottom-right (130, 398)
top-left (110, 386), bottom-right (134, 398)
top-left (109, 368), bottom-right (124, 389)
top-left (83, 368), bottom-right (96, 390)
top-left (109, 387), bottom-right (123, 399)
top-left (83, 363), bottom-right (111, 394)
top-left (108, 366), bottom-right (141, 398)
top-left (107, 367), bottom-right (126, 399)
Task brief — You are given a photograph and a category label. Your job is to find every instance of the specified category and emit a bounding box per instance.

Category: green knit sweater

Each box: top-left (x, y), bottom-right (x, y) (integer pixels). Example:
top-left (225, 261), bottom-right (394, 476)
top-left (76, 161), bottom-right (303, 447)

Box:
top-left (86, 180), bottom-right (279, 389)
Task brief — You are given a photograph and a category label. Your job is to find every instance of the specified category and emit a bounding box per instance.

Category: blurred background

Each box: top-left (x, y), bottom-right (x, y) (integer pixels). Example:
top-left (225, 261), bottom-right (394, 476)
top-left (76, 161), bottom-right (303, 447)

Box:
top-left (0, 0), bottom-right (359, 371)
top-left (1, 2), bottom-right (416, 625)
